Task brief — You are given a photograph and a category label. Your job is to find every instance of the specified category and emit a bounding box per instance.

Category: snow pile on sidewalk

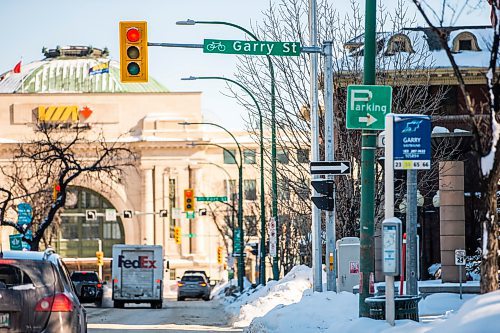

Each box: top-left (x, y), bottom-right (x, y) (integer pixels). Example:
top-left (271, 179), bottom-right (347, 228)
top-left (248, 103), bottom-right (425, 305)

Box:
top-left (243, 284), bottom-right (500, 333)
top-left (226, 265), bottom-right (313, 327)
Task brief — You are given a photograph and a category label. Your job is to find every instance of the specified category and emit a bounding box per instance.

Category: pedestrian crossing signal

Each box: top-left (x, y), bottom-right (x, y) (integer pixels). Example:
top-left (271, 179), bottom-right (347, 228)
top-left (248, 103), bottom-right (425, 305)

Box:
top-left (174, 226), bottom-right (181, 244)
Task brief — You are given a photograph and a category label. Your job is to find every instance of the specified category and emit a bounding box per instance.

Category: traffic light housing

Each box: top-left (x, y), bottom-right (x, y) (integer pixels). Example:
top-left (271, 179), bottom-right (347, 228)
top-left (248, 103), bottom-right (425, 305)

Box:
top-left (311, 180), bottom-right (334, 211)
top-left (96, 251), bottom-right (104, 266)
top-left (217, 246), bottom-right (224, 265)
top-left (53, 183), bottom-right (60, 203)
top-left (184, 189), bottom-right (195, 212)
top-left (174, 226), bottom-right (181, 244)
top-left (119, 21), bottom-right (148, 83)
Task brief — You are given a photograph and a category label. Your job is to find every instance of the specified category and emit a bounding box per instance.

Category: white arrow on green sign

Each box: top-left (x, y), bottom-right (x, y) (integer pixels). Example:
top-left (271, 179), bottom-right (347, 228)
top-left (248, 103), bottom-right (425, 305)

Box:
top-left (346, 85), bottom-right (392, 130)
top-left (203, 39), bottom-right (301, 56)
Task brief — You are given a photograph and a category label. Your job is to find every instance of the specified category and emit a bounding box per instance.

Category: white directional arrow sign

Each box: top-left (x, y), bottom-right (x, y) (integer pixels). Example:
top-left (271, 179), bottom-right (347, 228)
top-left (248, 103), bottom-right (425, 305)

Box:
top-left (359, 113), bottom-right (377, 127)
top-left (310, 161), bottom-right (351, 175)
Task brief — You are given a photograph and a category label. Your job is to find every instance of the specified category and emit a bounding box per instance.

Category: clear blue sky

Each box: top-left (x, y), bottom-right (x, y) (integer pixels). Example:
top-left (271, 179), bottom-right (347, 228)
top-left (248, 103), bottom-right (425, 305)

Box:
top-left (0, 0), bottom-right (490, 130)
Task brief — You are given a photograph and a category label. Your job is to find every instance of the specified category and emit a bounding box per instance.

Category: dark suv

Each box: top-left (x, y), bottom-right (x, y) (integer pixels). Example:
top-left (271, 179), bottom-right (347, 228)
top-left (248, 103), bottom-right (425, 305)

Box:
top-left (0, 249), bottom-right (87, 332)
top-left (70, 271), bottom-right (104, 307)
top-left (177, 273), bottom-right (211, 301)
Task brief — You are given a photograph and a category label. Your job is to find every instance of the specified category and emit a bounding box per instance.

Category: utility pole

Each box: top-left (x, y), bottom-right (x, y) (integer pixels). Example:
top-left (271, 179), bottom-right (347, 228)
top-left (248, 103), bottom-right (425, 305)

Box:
top-left (359, 0), bottom-right (377, 316)
top-left (323, 41), bottom-right (337, 292)
top-left (309, 0), bottom-right (322, 292)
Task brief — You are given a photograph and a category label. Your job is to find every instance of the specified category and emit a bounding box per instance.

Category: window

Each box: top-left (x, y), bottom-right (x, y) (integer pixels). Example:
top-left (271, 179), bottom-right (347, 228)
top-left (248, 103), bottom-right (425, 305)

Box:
top-left (278, 178), bottom-right (290, 200)
top-left (223, 149), bottom-right (237, 164)
top-left (244, 180), bottom-right (257, 201)
top-left (297, 149), bottom-right (309, 163)
top-left (277, 149), bottom-right (289, 164)
top-left (223, 179), bottom-right (237, 201)
top-left (169, 178), bottom-right (176, 238)
top-left (245, 215), bottom-right (258, 236)
top-left (297, 181), bottom-right (309, 200)
top-left (169, 269), bottom-right (177, 280)
top-left (385, 34), bottom-right (414, 55)
top-left (244, 149), bottom-right (256, 164)
top-left (459, 39), bottom-right (472, 51)
top-left (452, 32), bottom-right (481, 52)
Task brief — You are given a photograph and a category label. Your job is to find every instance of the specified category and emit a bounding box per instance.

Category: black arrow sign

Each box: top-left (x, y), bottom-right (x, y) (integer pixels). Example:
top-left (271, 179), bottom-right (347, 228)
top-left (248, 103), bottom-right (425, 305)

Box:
top-left (310, 161), bottom-right (351, 175)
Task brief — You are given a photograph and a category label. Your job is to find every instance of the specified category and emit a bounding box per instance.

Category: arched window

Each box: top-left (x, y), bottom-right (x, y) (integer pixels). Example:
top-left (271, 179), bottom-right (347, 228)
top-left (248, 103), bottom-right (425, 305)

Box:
top-left (57, 186), bottom-right (124, 257)
top-left (386, 34), bottom-right (414, 55)
top-left (452, 32), bottom-right (481, 52)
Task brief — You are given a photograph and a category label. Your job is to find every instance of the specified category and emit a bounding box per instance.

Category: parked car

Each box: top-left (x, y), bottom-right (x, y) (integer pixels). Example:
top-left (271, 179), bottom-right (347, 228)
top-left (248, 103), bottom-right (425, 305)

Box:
top-left (70, 271), bottom-right (104, 306)
top-left (0, 248), bottom-right (87, 332)
top-left (177, 273), bottom-right (211, 301)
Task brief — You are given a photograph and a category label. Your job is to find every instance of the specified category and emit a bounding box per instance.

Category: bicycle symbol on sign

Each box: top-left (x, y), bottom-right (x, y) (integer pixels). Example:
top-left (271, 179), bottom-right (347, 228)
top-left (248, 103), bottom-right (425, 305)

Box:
top-left (206, 41), bottom-right (226, 52)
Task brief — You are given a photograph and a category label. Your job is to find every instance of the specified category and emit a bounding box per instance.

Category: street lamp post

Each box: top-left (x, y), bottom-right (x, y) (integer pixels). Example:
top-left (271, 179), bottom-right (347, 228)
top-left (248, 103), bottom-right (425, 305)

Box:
top-left (177, 19), bottom-right (280, 280)
top-left (181, 122), bottom-right (245, 291)
top-left (182, 75), bottom-right (267, 285)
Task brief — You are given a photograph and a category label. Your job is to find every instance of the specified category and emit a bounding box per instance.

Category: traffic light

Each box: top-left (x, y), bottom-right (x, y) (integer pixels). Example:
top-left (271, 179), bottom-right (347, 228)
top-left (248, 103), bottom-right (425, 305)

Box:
top-left (184, 189), bottom-right (195, 212)
top-left (52, 183), bottom-right (60, 203)
top-left (174, 226), bottom-right (181, 244)
top-left (119, 21), bottom-right (148, 83)
top-left (311, 180), bottom-right (334, 211)
top-left (217, 246), bottom-right (224, 265)
top-left (96, 251), bottom-right (104, 266)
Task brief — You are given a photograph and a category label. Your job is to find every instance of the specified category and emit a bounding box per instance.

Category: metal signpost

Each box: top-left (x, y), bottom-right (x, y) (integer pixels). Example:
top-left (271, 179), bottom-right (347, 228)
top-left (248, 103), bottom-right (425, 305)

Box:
top-left (455, 249), bottom-right (466, 299)
top-left (393, 115), bottom-right (431, 297)
top-left (203, 39), bottom-right (301, 56)
top-left (346, 85), bottom-right (392, 131)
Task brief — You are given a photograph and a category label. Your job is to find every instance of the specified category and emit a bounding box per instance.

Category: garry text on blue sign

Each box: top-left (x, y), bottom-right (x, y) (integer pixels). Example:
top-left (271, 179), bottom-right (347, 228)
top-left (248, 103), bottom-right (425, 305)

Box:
top-left (393, 115), bottom-right (431, 170)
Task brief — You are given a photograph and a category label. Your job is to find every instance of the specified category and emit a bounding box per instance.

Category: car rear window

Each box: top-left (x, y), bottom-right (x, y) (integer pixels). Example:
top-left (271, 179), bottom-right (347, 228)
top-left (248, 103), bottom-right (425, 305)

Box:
top-left (71, 272), bottom-right (98, 282)
top-left (0, 261), bottom-right (54, 288)
top-left (181, 275), bottom-right (205, 282)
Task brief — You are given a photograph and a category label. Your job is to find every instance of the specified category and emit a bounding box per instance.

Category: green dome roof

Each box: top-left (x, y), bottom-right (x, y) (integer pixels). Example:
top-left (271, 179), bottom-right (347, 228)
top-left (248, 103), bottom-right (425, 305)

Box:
top-left (0, 46), bottom-right (168, 93)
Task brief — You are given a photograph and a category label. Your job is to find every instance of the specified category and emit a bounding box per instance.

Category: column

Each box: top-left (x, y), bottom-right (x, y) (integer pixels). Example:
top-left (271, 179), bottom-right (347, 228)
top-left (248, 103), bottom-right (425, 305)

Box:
top-left (153, 166), bottom-right (164, 246)
top-left (142, 168), bottom-right (154, 245)
top-left (439, 161), bottom-right (466, 283)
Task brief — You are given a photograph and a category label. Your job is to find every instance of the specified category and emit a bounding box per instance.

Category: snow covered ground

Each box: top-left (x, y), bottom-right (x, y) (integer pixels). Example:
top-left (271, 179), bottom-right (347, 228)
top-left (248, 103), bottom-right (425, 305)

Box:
top-left (218, 266), bottom-right (500, 333)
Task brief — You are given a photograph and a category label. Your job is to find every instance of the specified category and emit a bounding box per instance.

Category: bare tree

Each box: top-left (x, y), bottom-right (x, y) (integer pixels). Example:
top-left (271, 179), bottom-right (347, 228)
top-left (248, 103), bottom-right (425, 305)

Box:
top-left (227, 0), bottom-right (452, 274)
top-left (412, 0), bottom-right (500, 293)
top-left (0, 123), bottom-right (136, 251)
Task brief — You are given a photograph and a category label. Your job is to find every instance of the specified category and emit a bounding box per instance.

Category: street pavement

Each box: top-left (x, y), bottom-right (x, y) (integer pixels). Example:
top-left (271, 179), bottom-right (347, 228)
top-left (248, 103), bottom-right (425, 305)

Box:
top-left (86, 298), bottom-right (242, 333)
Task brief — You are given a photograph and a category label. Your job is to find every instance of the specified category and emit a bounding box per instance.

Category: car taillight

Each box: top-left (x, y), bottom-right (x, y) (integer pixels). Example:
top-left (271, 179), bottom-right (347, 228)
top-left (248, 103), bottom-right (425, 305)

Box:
top-left (177, 282), bottom-right (184, 287)
top-left (36, 294), bottom-right (73, 312)
top-left (97, 283), bottom-right (102, 288)
top-left (199, 282), bottom-right (207, 287)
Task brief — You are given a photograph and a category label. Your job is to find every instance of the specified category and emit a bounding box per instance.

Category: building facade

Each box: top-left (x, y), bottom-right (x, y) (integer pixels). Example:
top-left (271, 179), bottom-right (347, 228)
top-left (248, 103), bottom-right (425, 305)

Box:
top-left (0, 46), bottom-right (265, 283)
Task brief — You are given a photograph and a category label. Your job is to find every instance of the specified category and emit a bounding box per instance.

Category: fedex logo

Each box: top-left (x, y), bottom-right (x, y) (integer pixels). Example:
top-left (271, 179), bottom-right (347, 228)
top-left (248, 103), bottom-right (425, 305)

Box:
top-left (118, 255), bottom-right (157, 269)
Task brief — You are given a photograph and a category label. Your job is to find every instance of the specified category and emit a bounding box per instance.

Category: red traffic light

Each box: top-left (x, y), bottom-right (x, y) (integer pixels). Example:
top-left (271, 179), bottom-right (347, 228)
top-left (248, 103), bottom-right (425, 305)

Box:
top-left (185, 190), bottom-right (193, 197)
top-left (55, 184), bottom-right (61, 191)
top-left (126, 27), bottom-right (141, 42)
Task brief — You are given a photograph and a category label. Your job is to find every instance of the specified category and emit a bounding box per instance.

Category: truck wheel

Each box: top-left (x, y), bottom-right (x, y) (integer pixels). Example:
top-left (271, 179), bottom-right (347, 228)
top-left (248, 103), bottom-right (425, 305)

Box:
top-left (203, 295), bottom-right (210, 301)
top-left (113, 301), bottom-right (124, 308)
top-left (151, 301), bottom-right (162, 309)
top-left (95, 298), bottom-right (103, 307)
top-left (177, 296), bottom-right (184, 301)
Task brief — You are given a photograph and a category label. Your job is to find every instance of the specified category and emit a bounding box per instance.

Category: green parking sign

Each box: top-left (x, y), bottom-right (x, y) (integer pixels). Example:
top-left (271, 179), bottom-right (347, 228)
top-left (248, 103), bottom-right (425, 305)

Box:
top-left (346, 85), bottom-right (392, 130)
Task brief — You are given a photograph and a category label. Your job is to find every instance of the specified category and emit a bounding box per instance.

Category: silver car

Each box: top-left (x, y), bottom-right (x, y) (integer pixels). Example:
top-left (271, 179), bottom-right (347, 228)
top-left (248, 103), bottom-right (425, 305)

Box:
top-left (177, 273), bottom-right (210, 301)
top-left (0, 249), bottom-right (87, 332)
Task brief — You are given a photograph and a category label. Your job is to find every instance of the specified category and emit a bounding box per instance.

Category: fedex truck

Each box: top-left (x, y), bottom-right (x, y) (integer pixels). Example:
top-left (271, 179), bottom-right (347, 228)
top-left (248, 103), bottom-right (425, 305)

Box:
top-left (111, 244), bottom-right (164, 309)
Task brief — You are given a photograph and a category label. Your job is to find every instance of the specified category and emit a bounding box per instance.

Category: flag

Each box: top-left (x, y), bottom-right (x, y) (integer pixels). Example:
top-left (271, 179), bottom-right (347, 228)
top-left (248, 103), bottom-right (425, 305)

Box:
top-left (13, 60), bottom-right (21, 74)
top-left (88, 61), bottom-right (110, 75)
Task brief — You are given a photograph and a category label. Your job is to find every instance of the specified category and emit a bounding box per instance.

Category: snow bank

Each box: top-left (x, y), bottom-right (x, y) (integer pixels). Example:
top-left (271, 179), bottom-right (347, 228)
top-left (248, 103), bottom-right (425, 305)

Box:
top-left (240, 265), bottom-right (500, 333)
top-left (227, 265), bottom-right (313, 327)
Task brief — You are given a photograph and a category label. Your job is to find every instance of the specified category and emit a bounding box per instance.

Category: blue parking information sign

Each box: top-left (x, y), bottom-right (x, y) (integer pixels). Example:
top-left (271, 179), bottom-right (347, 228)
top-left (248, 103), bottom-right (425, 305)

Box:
top-left (393, 115), bottom-right (431, 170)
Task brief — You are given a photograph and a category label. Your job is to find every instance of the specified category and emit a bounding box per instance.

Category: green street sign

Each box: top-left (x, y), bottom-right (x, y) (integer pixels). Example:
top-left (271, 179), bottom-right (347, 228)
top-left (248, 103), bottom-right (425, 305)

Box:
top-left (203, 39), bottom-right (301, 56)
top-left (234, 229), bottom-right (242, 254)
top-left (186, 211), bottom-right (195, 219)
top-left (346, 85), bottom-right (392, 130)
top-left (183, 233), bottom-right (197, 238)
top-left (9, 234), bottom-right (22, 250)
top-left (196, 196), bottom-right (228, 202)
